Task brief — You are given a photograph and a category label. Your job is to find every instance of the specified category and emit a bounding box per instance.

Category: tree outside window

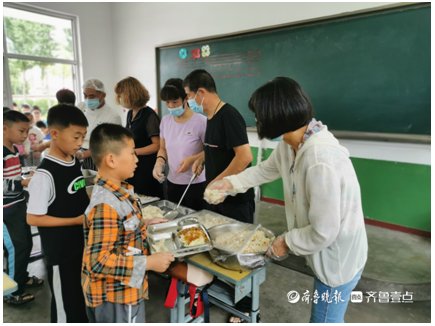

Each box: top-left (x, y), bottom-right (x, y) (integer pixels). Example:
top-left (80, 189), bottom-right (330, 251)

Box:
top-left (3, 5), bottom-right (79, 119)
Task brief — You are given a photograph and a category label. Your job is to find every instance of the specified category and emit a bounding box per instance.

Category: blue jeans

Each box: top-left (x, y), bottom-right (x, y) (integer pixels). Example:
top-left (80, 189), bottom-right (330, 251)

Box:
top-left (310, 270), bottom-right (363, 323)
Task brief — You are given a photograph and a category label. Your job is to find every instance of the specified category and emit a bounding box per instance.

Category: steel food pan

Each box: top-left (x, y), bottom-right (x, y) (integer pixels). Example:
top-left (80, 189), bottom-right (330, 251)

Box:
top-left (146, 200), bottom-right (195, 218)
top-left (181, 209), bottom-right (236, 229)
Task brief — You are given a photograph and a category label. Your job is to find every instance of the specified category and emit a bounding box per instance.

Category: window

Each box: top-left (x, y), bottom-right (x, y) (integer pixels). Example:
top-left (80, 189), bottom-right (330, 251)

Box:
top-left (3, 3), bottom-right (80, 119)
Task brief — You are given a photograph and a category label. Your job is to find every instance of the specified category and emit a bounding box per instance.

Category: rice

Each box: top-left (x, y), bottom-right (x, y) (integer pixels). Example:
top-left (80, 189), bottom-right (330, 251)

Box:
top-left (213, 229), bottom-right (273, 253)
top-left (196, 213), bottom-right (232, 229)
top-left (242, 230), bottom-right (272, 254)
top-left (141, 205), bottom-right (164, 220)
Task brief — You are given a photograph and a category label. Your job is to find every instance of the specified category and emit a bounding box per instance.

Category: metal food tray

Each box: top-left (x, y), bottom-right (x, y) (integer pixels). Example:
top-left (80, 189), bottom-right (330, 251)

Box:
top-left (136, 195), bottom-right (160, 205)
top-left (180, 209), bottom-right (238, 229)
top-left (147, 219), bottom-right (212, 258)
top-left (144, 200), bottom-right (195, 218)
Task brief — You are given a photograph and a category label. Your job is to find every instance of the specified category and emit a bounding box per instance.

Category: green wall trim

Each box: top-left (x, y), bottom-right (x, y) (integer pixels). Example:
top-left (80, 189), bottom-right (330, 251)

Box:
top-left (250, 147), bottom-right (431, 232)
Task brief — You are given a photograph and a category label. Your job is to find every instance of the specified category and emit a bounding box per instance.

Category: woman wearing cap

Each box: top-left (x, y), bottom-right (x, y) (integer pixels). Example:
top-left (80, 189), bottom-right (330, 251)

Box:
top-left (115, 77), bottom-right (163, 198)
top-left (152, 78), bottom-right (207, 210)
top-left (77, 78), bottom-right (122, 170)
top-left (205, 77), bottom-right (368, 323)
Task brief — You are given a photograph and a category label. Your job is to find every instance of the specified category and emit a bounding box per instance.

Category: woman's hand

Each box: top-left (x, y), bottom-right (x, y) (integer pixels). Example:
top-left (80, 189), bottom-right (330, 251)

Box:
top-left (191, 157), bottom-right (205, 176)
top-left (152, 160), bottom-right (166, 183)
top-left (203, 179), bottom-right (234, 205)
top-left (267, 234), bottom-right (289, 260)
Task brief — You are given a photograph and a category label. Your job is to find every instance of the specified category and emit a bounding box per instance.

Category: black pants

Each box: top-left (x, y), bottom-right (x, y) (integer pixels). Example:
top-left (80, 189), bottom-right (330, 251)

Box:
top-left (167, 180), bottom-right (206, 211)
top-left (205, 198), bottom-right (255, 224)
top-left (46, 255), bottom-right (88, 323)
top-left (3, 200), bottom-right (32, 294)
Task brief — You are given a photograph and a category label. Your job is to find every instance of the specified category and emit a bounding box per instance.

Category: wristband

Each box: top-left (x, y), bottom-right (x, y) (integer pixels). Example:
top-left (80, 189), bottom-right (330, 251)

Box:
top-left (157, 155), bottom-right (167, 163)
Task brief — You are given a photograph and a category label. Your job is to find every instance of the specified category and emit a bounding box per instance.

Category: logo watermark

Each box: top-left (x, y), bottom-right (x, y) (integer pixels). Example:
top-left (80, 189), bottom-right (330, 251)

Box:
top-left (287, 290), bottom-right (414, 304)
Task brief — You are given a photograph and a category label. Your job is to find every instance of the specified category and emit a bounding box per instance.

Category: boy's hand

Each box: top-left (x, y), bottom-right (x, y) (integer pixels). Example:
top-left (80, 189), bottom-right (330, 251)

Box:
top-left (21, 178), bottom-right (31, 187)
top-left (147, 252), bottom-right (175, 273)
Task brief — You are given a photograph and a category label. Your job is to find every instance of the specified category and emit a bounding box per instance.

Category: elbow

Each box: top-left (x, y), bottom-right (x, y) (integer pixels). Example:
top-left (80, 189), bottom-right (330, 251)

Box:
top-left (26, 214), bottom-right (36, 226)
top-left (243, 151), bottom-right (253, 168)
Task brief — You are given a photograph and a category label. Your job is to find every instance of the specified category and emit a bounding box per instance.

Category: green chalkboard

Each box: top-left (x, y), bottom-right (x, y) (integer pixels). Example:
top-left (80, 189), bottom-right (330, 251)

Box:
top-left (156, 4), bottom-right (430, 135)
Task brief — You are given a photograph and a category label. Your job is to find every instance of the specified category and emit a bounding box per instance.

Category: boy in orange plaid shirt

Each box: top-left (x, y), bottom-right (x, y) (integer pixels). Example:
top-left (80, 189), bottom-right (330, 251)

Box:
top-left (82, 123), bottom-right (174, 323)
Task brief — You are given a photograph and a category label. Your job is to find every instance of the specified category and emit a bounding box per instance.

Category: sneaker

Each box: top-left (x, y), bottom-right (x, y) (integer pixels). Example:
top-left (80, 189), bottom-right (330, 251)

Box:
top-left (4, 292), bottom-right (35, 305)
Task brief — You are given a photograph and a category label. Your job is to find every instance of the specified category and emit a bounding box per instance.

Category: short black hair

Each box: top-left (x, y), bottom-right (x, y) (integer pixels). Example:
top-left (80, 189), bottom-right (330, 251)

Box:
top-left (36, 120), bottom-right (47, 129)
top-left (249, 77), bottom-right (313, 139)
top-left (183, 69), bottom-right (217, 93)
top-left (47, 104), bottom-right (88, 129)
top-left (32, 105), bottom-right (41, 112)
top-left (160, 78), bottom-right (187, 101)
top-left (90, 123), bottom-right (134, 167)
top-left (3, 110), bottom-right (30, 126)
top-left (56, 88), bottom-right (76, 105)
top-left (3, 106), bottom-right (11, 113)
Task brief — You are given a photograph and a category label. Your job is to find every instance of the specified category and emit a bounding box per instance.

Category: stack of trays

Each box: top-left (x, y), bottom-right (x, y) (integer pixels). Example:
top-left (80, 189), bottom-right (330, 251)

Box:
top-left (147, 218), bottom-right (212, 258)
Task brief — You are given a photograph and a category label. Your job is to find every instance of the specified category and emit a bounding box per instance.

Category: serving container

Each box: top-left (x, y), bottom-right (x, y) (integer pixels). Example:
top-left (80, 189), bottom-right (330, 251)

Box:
top-left (207, 223), bottom-right (275, 272)
top-left (136, 194), bottom-right (160, 205)
top-left (144, 200), bottom-right (195, 219)
top-left (179, 209), bottom-right (237, 229)
top-left (147, 218), bottom-right (212, 258)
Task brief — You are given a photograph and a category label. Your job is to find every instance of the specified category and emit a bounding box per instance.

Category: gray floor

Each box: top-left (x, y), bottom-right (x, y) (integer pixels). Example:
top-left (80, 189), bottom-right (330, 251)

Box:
top-left (3, 201), bottom-right (431, 323)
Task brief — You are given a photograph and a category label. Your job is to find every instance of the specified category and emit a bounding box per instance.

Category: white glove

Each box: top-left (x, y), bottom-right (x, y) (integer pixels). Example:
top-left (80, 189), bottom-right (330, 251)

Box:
top-left (266, 233), bottom-right (289, 261)
top-left (203, 179), bottom-right (235, 205)
top-left (152, 160), bottom-right (166, 183)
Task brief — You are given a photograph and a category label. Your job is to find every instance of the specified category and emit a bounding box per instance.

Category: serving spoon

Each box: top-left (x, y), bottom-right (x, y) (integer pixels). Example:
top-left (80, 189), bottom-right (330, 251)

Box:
top-left (164, 173), bottom-right (197, 219)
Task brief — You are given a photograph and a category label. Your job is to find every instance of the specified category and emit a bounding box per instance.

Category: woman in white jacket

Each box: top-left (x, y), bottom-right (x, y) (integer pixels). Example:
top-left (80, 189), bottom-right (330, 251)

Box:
top-left (205, 77), bottom-right (368, 323)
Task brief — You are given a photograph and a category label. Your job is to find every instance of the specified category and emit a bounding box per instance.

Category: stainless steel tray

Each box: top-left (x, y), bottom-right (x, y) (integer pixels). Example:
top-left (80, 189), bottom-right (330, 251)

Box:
top-left (180, 209), bottom-right (237, 229)
top-left (148, 220), bottom-right (212, 258)
top-left (137, 195), bottom-right (160, 205)
top-left (144, 200), bottom-right (195, 219)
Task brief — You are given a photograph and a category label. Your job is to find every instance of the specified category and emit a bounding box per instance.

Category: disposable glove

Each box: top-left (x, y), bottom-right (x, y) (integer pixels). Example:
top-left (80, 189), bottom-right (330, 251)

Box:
top-left (203, 178), bottom-right (235, 205)
top-left (152, 160), bottom-right (166, 183)
top-left (266, 233), bottom-right (289, 261)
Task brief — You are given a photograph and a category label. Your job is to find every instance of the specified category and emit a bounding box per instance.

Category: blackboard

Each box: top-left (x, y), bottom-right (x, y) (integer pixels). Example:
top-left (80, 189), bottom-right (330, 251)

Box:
top-left (156, 4), bottom-right (430, 136)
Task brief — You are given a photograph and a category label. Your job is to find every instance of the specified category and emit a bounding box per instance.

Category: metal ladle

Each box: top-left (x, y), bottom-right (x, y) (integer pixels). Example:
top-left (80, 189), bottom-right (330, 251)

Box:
top-left (164, 173), bottom-right (197, 219)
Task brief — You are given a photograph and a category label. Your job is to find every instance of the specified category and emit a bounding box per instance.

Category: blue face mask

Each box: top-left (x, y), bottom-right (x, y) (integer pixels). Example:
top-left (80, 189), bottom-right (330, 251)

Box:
top-left (187, 93), bottom-right (204, 114)
top-left (168, 105), bottom-right (184, 117)
top-left (85, 98), bottom-right (100, 110)
top-left (270, 135), bottom-right (283, 142)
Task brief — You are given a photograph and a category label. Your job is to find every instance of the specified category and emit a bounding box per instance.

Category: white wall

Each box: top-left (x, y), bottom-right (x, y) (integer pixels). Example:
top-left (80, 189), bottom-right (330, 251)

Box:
top-left (25, 2), bottom-right (430, 164)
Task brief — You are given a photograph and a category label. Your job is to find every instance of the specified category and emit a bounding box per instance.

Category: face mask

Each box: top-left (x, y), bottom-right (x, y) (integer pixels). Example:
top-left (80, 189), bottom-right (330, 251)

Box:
top-left (168, 105), bottom-right (184, 117)
top-left (270, 135), bottom-right (283, 142)
top-left (187, 93), bottom-right (204, 114)
top-left (85, 98), bottom-right (100, 110)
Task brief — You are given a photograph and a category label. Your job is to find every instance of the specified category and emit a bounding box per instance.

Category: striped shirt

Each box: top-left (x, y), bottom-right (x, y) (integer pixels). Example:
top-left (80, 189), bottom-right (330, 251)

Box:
top-left (3, 145), bottom-right (25, 208)
top-left (82, 177), bottom-right (149, 308)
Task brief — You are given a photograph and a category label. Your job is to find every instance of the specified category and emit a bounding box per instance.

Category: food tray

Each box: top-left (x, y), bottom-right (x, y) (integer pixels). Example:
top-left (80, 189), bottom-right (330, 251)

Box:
top-left (136, 195), bottom-right (160, 205)
top-left (144, 200), bottom-right (195, 219)
top-left (180, 209), bottom-right (238, 229)
top-left (147, 219), bottom-right (212, 258)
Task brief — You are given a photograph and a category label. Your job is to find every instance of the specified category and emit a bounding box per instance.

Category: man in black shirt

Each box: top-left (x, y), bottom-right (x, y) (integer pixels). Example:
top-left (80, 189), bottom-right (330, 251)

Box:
top-left (184, 69), bottom-right (255, 223)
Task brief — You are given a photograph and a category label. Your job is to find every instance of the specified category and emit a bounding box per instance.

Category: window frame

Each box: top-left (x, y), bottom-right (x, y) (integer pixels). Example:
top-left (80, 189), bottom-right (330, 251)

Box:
top-left (3, 2), bottom-right (82, 108)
